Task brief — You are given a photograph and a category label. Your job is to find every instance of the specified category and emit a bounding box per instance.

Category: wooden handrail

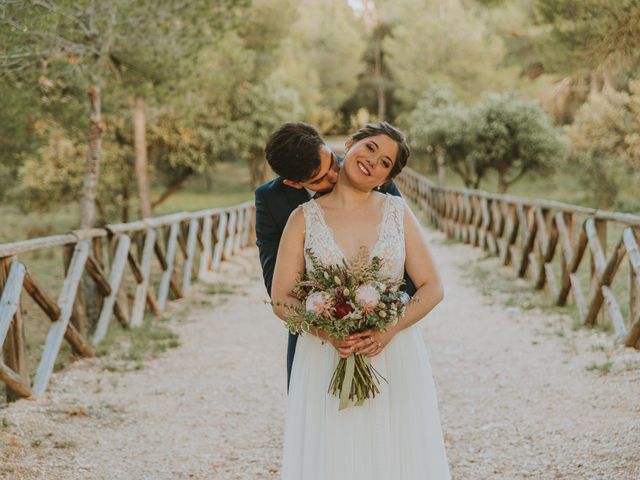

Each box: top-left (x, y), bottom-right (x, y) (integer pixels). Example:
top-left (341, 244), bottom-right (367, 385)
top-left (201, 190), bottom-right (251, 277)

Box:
top-left (400, 168), bottom-right (640, 226)
top-left (396, 167), bottom-right (640, 349)
top-left (0, 201), bottom-right (257, 401)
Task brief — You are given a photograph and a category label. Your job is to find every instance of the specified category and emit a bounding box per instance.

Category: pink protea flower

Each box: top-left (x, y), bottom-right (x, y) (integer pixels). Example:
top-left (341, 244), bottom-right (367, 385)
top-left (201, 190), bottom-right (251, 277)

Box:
top-left (305, 292), bottom-right (333, 317)
top-left (355, 284), bottom-right (380, 312)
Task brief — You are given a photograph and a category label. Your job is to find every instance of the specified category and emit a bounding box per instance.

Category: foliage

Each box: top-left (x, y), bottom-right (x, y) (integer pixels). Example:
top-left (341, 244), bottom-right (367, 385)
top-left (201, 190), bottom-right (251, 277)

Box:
top-left (408, 87), bottom-right (567, 192)
top-left (276, 0), bottom-right (366, 131)
top-left (209, 78), bottom-right (304, 188)
top-left (564, 82), bottom-right (640, 208)
top-left (470, 92), bottom-right (567, 193)
top-left (534, 0), bottom-right (640, 72)
top-left (383, 0), bottom-right (510, 111)
top-left (15, 117), bottom-right (133, 221)
top-left (407, 84), bottom-right (478, 187)
top-left (0, 77), bottom-right (41, 199)
top-left (0, 0), bottom-right (250, 219)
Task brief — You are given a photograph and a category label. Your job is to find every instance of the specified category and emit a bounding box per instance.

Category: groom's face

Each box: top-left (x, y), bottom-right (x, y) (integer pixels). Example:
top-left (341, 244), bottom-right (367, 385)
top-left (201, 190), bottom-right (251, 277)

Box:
top-left (295, 145), bottom-right (339, 193)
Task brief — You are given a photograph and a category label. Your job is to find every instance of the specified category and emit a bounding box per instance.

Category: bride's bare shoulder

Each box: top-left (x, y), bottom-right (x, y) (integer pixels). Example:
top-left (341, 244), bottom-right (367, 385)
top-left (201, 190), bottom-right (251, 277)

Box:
top-left (287, 205), bottom-right (305, 222)
top-left (371, 190), bottom-right (391, 205)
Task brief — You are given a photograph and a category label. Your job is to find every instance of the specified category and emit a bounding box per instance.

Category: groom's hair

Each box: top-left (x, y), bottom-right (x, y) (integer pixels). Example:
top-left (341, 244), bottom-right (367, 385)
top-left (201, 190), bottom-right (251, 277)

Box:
top-left (350, 122), bottom-right (410, 179)
top-left (265, 123), bottom-right (325, 183)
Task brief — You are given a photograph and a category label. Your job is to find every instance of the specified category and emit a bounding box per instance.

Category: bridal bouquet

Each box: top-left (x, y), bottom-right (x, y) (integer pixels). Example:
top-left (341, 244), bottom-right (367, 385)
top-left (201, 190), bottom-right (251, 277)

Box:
top-left (274, 246), bottom-right (411, 410)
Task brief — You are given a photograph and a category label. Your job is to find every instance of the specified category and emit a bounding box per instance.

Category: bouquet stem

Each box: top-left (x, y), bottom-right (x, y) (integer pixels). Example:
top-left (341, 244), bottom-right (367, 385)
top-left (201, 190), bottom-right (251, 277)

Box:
top-left (329, 354), bottom-right (388, 410)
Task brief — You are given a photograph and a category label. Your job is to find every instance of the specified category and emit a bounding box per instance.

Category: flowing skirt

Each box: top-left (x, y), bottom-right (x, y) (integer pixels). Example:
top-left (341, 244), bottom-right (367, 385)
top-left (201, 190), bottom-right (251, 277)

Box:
top-left (281, 325), bottom-right (451, 480)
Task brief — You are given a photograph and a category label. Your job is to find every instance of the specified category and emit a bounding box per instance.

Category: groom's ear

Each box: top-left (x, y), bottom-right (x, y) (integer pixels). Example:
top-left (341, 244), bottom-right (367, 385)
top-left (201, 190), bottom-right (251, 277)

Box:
top-left (283, 179), bottom-right (304, 189)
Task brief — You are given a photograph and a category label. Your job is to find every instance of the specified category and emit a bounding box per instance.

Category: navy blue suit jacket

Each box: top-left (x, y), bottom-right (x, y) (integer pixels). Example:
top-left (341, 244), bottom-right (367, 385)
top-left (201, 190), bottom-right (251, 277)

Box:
top-left (255, 178), bottom-right (416, 391)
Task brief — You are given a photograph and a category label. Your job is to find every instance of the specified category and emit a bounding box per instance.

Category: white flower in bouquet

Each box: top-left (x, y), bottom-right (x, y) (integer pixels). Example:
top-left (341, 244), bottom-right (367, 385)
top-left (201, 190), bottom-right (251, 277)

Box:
top-left (354, 283), bottom-right (380, 312)
top-left (305, 291), bottom-right (333, 317)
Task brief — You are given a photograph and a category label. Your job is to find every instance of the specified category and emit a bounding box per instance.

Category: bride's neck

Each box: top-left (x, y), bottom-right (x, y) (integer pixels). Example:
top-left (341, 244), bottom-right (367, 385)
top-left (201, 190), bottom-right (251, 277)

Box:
top-left (326, 174), bottom-right (372, 209)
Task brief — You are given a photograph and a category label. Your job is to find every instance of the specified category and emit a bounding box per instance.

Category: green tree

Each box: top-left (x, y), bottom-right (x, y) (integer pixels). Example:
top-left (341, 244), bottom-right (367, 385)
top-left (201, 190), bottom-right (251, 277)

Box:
top-left (340, 0), bottom-right (396, 127)
top-left (470, 93), bottom-right (567, 193)
top-left (0, 0), bottom-right (247, 225)
top-left (408, 89), bottom-right (567, 192)
top-left (407, 85), bottom-right (477, 187)
top-left (276, 0), bottom-right (366, 131)
top-left (383, 0), bottom-right (509, 111)
top-left (564, 82), bottom-right (640, 209)
top-left (534, 0), bottom-right (640, 73)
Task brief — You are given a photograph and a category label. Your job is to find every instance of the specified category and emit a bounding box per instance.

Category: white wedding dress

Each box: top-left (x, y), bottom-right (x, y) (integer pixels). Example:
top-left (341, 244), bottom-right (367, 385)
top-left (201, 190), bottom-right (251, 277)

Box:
top-left (281, 194), bottom-right (451, 480)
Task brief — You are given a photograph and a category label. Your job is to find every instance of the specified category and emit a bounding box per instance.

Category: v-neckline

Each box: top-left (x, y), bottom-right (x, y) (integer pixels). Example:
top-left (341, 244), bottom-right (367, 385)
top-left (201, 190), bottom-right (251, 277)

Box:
top-left (311, 194), bottom-right (390, 265)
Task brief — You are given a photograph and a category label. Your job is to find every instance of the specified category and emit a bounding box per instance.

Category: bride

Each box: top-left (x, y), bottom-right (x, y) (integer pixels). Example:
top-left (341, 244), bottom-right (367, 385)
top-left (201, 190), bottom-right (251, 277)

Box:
top-left (271, 122), bottom-right (451, 479)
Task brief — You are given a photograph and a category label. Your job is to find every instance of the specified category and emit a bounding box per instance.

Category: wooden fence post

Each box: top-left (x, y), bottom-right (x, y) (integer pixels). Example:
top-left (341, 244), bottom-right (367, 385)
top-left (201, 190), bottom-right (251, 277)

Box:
top-left (131, 229), bottom-right (158, 327)
top-left (92, 234), bottom-right (131, 344)
top-left (212, 212), bottom-right (228, 270)
top-left (198, 216), bottom-right (213, 280)
top-left (223, 210), bottom-right (237, 261)
top-left (182, 219), bottom-right (199, 296)
top-left (0, 259), bottom-right (30, 401)
top-left (33, 240), bottom-right (90, 396)
top-left (234, 208), bottom-right (245, 254)
top-left (157, 223), bottom-right (180, 311)
top-left (624, 228), bottom-right (640, 347)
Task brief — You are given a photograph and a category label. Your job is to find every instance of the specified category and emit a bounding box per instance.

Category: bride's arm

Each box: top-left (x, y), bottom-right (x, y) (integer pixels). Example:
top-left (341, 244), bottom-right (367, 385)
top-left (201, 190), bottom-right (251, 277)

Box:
top-left (351, 202), bottom-right (444, 355)
top-left (271, 207), bottom-right (353, 358)
top-left (271, 207), bottom-right (306, 321)
top-left (394, 202), bottom-right (444, 331)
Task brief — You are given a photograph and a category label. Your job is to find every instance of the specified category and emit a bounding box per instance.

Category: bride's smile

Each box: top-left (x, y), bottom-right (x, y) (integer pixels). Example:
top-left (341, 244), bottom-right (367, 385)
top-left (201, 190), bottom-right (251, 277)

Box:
top-left (342, 134), bottom-right (399, 191)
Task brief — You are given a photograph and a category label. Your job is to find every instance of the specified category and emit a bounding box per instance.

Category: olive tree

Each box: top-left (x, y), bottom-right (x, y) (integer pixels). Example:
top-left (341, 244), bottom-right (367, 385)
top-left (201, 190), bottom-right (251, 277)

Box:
top-left (470, 93), bottom-right (567, 193)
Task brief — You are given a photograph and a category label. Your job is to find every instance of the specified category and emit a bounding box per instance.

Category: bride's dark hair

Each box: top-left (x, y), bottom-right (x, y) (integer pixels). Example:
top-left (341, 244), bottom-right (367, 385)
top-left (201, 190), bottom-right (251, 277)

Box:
top-left (349, 121), bottom-right (410, 179)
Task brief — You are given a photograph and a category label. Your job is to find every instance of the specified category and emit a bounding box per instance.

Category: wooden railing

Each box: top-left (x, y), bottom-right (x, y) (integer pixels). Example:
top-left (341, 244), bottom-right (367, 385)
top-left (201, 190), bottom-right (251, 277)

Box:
top-left (396, 168), bottom-right (640, 349)
top-left (0, 201), bottom-right (255, 401)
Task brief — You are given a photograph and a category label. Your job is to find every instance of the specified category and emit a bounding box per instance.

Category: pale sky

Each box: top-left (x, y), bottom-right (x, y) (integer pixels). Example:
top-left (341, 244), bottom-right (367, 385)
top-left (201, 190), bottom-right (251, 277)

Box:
top-left (347, 0), bottom-right (365, 14)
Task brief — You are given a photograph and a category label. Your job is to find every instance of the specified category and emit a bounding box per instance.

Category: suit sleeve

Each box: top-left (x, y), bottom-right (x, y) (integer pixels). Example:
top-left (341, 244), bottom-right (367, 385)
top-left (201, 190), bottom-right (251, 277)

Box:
top-left (255, 187), bottom-right (280, 297)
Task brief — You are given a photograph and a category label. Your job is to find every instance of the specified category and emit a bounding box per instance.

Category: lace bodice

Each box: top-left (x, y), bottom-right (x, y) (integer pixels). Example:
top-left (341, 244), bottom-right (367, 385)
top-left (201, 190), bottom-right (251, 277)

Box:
top-left (301, 194), bottom-right (406, 280)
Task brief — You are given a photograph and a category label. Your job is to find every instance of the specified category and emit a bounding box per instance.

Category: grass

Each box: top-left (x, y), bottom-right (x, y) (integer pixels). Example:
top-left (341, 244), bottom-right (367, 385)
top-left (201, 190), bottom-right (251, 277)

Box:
top-left (0, 161), bottom-right (254, 243)
top-left (585, 360), bottom-right (614, 375)
top-left (95, 313), bottom-right (181, 367)
top-left (204, 281), bottom-right (237, 296)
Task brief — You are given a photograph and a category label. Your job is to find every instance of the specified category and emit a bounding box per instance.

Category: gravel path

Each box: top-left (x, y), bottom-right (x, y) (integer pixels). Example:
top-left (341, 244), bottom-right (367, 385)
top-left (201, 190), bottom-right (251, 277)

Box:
top-left (1, 229), bottom-right (639, 480)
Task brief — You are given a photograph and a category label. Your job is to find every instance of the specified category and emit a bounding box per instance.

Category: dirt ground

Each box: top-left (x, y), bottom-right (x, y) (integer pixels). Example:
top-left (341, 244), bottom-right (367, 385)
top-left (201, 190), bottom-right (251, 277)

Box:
top-left (1, 228), bottom-right (639, 480)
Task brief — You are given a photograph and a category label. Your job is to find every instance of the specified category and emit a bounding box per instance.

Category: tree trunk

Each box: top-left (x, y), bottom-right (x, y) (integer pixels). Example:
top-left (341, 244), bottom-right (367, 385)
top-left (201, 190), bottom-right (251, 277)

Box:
top-left (80, 86), bottom-right (103, 229)
top-left (134, 98), bottom-right (152, 219)
top-left (436, 148), bottom-right (446, 187)
top-left (497, 173), bottom-right (509, 193)
top-left (77, 85), bottom-right (104, 331)
top-left (248, 151), bottom-right (269, 188)
top-left (122, 181), bottom-right (130, 223)
top-left (374, 38), bottom-right (385, 121)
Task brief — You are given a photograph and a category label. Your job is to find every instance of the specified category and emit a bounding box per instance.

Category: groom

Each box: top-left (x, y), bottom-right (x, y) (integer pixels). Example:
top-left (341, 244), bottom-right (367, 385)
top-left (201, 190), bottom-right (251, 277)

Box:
top-left (255, 122), bottom-right (415, 391)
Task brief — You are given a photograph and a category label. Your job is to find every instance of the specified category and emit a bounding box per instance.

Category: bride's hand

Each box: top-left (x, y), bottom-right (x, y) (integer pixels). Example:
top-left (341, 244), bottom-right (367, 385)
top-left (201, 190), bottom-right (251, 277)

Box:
top-left (328, 338), bottom-right (355, 358)
top-left (345, 327), bottom-right (396, 357)
top-left (311, 327), bottom-right (353, 358)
